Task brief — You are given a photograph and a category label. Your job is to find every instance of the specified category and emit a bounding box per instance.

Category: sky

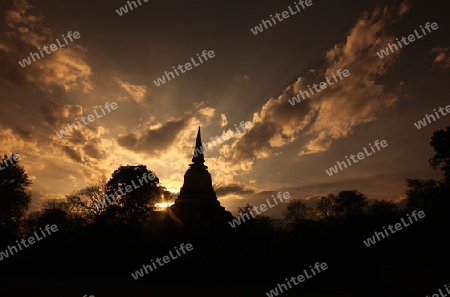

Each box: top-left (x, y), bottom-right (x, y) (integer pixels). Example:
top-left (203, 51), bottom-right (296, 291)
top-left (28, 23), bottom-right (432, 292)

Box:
top-left (0, 0), bottom-right (449, 217)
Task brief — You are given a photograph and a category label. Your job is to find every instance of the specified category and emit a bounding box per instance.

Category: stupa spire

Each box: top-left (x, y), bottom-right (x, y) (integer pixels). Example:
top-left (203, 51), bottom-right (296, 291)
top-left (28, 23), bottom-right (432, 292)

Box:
top-left (191, 126), bottom-right (205, 164)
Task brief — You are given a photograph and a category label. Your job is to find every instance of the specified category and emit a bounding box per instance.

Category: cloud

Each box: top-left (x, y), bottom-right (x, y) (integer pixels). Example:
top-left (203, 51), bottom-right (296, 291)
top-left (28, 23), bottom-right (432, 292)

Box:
top-left (84, 138), bottom-right (107, 160)
top-left (198, 107), bottom-right (215, 120)
top-left (0, 123), bottom-right (40, 156)
top-left (220, 113), bottom-right (228, 127)
top-left (39, 101), bottom-right (60, 129)
top-left (117, 117), bottom-right (191, 156)
top-left (214, 184), bottom-right (256, 196)
top-left (62, 146), bottom-right (83, 163)
top-left (40, 101), bottom-right (84, 130)
top-left (13, 127), bottom-right (37, 143)
top-left (113, 77), bottom-right (148, 103)
top-left (431, 47), bottom-right (450, 70)
top-left (398, 0), bottom-right (411, 18)
top-left (223, 1), bottom-right (407, 165)
top-left (38, 100), bottom-right (112, 170)
top-left (0, 0), bottom-right (92, 93)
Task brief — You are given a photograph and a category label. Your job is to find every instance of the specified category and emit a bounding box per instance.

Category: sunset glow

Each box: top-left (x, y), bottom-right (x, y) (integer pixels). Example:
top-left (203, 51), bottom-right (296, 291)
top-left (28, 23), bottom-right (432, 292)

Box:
top-left (155, 202), bottom-right (174, 209)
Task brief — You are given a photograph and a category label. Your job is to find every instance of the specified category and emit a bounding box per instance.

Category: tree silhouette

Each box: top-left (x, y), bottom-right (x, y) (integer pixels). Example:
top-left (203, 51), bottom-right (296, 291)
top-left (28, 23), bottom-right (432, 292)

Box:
top-left (283, 200), bottom-right (312, 224)
top-left (27, 199), bottom-right (77, 233)
top-left (103, 165), bottom-right (161, 225)
top-left (406, 179), bottom-right (447, 215)
top-left (334, 190), bottom-right (368, 217)
top-left (237, 203), bottom-right (256, 219)
top-left (316, 193), bottom-right (338, 219)
top-left (406, 127), bottom-right (450, 215)
top-left (366, 199), bottom-right (399, 220)
top-left (0, 154), bottom-right (32, 237)
top-left (316, 190), bottom-right (368, 219)
top-left (66, 182), bottom-right (107, 222)
top-left (429, 126), bottom-right (450, 185)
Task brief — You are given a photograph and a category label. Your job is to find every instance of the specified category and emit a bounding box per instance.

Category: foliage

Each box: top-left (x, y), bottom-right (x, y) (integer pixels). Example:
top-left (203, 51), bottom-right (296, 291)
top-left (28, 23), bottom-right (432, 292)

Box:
top-left (429, 126), bottom-right (450, 184)
top-left (0, 154), bottom-right (32, 236)
top-left (283, 200), bottom-right (313, 223)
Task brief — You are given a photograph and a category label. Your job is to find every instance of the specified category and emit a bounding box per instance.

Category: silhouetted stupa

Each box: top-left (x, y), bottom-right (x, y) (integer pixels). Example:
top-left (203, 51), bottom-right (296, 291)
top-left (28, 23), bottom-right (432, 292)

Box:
top-left (170, 127), bottom-right (233, 231)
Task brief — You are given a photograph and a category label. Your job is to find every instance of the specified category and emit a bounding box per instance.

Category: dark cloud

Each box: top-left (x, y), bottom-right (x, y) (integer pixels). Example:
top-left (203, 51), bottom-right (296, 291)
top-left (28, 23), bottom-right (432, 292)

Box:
top-left (232, 122), bottom-right (279, 161)
top-left (39, 101), bottom-right (87, 139)
top-left (39, 101), bottom-right (60, 129)
top-left (0, 49), bottom-right (28, 88)
top-left (117, 117), bottom-right (190, 156)
top-left (431, 46), bottom-right (450, 70)
top-left (214, 184), bottom-right (256, 197)
top-left (14, 127), bottom-right (36, 142)
top-left (84, 139), bottom-right (106, 160)
top-left (61, 145), bottom-right (83, 163)
top-left (66, 130), bottom-right (88, 146)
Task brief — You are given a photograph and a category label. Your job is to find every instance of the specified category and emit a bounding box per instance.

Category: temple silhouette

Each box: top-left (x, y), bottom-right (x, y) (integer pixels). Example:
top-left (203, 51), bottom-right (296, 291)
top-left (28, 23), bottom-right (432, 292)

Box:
top-left (169, 127), bottom-right (234, 231)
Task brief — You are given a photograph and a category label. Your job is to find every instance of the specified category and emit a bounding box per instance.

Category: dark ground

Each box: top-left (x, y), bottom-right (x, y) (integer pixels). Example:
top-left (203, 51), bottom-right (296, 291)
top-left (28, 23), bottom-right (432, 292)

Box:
top-left (0, 265), bottom-right (448, 297)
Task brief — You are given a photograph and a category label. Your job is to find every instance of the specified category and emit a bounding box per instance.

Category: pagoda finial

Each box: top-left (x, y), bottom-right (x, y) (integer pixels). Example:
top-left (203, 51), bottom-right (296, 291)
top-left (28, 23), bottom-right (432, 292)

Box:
top-left (191, 126), bottom-right (205, 164)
